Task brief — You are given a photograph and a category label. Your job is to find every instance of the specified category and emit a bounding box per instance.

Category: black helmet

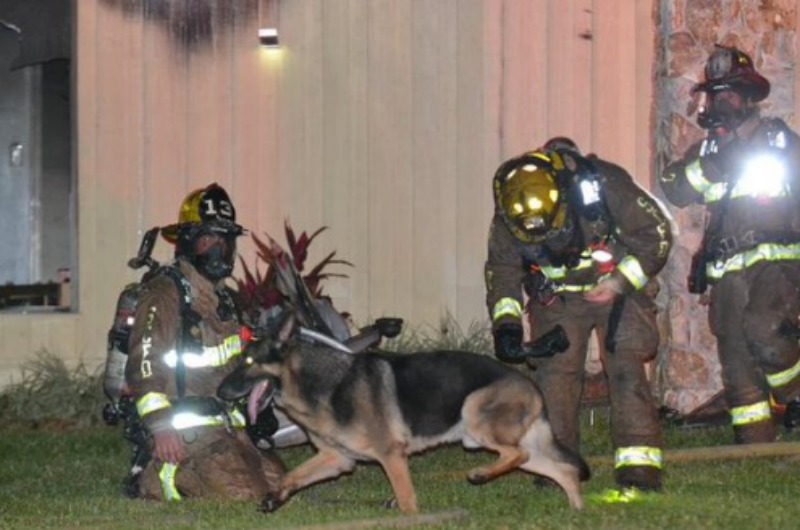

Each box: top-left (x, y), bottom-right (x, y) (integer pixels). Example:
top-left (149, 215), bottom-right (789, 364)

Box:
top-left (693, 45), bottom-right (770, 102)
top-left (493, 150), bottom-right (568, 243)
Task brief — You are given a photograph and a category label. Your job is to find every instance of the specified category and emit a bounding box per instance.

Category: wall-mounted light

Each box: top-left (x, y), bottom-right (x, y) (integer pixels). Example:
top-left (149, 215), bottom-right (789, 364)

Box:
top-left (259, 27), bottom-right (279, 48)
top-left (259, 0), bottom-right (280, 49)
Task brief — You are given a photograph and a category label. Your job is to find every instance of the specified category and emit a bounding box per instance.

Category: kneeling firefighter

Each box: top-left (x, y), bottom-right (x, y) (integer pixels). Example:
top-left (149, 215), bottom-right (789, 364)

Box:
top-left (123, 183), bottom-right (284, 500)
top-left (485, 139), bottom-right (673, 493)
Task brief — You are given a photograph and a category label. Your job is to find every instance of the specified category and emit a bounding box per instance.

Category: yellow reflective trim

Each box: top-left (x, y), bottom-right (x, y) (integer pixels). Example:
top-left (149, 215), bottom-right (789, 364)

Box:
top-left (136, 392), bottom-right (171, 417)
top-left (159, 463), bottom-right (182, 501)
top-left (556, 284), bottom-right (593, 293)
top-left (730, 400), bottom-right (772, 426)
top-left (685, 159), bottom-right (727, 202)
top-left (616, 256), bottom-right (648, 290)
top-left (707, 243), bottom-right (800, 280)
top-left (171, 409), bottom-right (247, 430)
top-left (614, 446), bottom-right (663, 469)
top-left (541, 258), bottom-right (593, 280)
top-left (163, 334), bottom-right (244, 369)
top-left (492, 297), bottom-right (523, 322)
top-left (767, 357), bottom-right (800, 389)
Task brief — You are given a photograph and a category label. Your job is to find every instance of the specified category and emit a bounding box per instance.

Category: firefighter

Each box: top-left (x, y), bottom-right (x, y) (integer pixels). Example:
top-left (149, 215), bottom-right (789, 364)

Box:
top-left (486, 140), bottom-right (673, 493)
top-left (125, 183), bottom-right (285, 500)
top-left (660, 45), bottom-right (800, 443)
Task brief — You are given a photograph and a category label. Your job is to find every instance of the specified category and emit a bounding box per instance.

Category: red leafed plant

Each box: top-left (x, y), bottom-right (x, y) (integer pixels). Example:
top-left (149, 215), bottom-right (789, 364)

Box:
top-left (234, 221), bottom-right (352, 322)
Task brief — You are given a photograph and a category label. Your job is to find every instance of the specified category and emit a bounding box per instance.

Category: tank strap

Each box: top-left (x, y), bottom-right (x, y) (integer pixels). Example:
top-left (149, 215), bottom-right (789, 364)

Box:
top-left (156, 266), bottom-right (197, 401)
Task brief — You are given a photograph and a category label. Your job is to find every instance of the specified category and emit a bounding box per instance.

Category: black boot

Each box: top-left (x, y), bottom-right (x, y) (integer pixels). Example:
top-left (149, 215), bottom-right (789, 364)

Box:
top-left (784, 399), bottom-right (800, 431)
top-left (614, 466), bottom-right (662, 493)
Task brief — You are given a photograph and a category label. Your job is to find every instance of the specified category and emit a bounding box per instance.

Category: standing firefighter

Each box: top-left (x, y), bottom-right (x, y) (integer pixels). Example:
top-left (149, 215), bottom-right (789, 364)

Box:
top-left (660, 45), bottom-right (800, 443)
top-left (125, 183), bottom-right (284, 500)
top-left (485, 140), bottom-right (672, 494)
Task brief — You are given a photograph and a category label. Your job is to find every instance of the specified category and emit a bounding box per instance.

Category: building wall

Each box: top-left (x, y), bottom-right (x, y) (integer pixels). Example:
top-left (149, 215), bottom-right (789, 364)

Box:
top-left (0, 0), bottom-right (656, 387)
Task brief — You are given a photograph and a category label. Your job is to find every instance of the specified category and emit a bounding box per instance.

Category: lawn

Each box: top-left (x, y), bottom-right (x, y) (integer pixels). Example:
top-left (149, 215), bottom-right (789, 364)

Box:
top-left (2, 414), bottom-right (800, 530)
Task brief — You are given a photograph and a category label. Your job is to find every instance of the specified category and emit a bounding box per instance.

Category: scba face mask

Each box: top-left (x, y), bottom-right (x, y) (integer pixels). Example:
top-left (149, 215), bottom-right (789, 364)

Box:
top-left (179, 223), bottom-right (239, 281)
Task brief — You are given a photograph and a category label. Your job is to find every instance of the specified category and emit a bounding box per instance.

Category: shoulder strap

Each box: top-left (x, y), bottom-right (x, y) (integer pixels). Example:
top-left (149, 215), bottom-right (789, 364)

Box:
top-left (157, 265), bottom-right (195, 401)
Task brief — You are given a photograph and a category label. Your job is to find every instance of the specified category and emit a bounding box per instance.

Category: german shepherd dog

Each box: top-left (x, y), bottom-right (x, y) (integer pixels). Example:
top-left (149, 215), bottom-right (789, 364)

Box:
top-left (218, 317), bottom-right (590, 513)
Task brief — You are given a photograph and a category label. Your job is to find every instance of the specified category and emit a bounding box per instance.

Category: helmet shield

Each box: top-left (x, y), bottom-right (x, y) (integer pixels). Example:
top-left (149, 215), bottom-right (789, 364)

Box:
top-left (494, 153), bottom-right (565, 242)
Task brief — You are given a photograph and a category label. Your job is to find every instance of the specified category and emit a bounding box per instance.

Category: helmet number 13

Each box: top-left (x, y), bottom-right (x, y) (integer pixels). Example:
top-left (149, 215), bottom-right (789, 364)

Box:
top-left (204, 198), bottom-right (233, 218)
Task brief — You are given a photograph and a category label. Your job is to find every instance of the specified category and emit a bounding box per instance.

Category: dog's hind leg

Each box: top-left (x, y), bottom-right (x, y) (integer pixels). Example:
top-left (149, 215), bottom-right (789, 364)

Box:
top-left (465, 445), bottom-right (529, 484)
top-left (519, 419), bottom-right (586, 510)
top-left (461, 387), bottom-right (530, 484)
top-left (377, 448), bottom-right (418, 513)
top-left (261, 447), bottom-right (355, 512)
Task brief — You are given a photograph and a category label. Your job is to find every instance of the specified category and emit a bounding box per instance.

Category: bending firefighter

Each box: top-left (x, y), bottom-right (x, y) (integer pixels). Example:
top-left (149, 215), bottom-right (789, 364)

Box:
top-left (125, 183), bottom-right (284, 500)
top-left (660, 45), bottom-right (800, 443)
top-left (486, 139), bottom-right (673, 493)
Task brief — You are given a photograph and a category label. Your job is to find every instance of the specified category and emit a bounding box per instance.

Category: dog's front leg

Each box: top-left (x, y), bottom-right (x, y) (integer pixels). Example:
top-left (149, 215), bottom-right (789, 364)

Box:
top-left (260, 448), bottom-right (355, 513)
top-left (379, 450), bottom-right (418, 513)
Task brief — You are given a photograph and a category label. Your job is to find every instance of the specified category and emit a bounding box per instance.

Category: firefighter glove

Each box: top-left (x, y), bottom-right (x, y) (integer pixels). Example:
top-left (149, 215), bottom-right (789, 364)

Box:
top-left (493, 323), bottom-right (525, 364)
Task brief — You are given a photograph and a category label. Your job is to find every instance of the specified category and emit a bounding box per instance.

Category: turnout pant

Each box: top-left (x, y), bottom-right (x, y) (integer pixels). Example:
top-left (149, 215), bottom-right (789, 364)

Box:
top-left (709, 260), bottom-right (800, 443)
top-left (138, 426), bottom-right (284, 501)
top-left (530, 288), bottom-right (663, 489)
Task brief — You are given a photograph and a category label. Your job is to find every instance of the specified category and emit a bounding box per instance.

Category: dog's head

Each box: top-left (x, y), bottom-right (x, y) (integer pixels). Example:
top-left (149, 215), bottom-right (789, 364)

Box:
top-left (217, 313), bottom-right (296, 402)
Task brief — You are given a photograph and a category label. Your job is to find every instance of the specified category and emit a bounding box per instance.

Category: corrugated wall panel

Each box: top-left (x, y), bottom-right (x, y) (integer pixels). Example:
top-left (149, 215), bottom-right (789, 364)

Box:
top-left (1, 0), bottom-right (663, 386)
top-left (366, 0), bottom-right (415, 322)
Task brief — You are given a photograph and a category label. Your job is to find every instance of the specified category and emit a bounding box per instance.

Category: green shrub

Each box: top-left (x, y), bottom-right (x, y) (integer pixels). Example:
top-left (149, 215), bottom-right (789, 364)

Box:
top-left (0, 350), bottom-right (105, 428)
top-left (382, 313), bottom-right (493, 354)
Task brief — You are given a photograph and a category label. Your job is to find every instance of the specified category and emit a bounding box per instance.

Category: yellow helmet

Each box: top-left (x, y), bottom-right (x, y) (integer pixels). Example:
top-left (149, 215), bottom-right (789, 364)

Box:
top-left (161, 183), bottom-right (243, 243)
top-left (493, 151), bottom-right (567, 243)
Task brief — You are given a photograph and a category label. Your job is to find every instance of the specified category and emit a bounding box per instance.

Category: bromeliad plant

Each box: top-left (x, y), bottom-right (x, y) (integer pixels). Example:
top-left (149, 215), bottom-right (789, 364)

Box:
top-left (234, 221), bottom-right (353, 324)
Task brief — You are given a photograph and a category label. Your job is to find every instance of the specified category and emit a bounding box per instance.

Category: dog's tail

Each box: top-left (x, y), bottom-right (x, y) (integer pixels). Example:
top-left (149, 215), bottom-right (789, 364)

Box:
top-left (555, 438), bottom-right (591, 482)
top-left (525, 417), bottom-right (591, 483)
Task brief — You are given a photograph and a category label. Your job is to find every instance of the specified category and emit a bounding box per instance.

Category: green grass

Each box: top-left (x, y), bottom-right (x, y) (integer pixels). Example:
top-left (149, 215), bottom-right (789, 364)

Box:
top-left (2, 418), bottom-right (800, 530)
top-left (3, 330), bottom-right (800, 529)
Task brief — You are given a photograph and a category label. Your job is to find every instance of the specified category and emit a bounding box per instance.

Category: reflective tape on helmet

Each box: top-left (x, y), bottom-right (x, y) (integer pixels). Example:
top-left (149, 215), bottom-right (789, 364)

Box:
top-left (614, 446), bottom-right (663, 469)
top-left (730, 400), bottom-right (772, 426)
top-left (163, 334), bottom-right (244, 369)
top-left (616, 256), bottom-right (648, 290)
top-left (171, 409), bottom-right (247, 430)
top-left (136, 392), bottom-right (172, 417)
top-left (492, 297), bottom-right (523, 322)
top-left (767, 357), bottom-right (800, 389)
top-left (159, 463), bottom-right (182, 501)
top-left (685, 159), bottom-right (727, 202)
top-left (707, 243), bottom-right (800, 280)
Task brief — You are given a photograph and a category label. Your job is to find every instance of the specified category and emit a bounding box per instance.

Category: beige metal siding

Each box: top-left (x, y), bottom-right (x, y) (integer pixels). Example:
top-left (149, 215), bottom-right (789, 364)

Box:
top-left (0, 0), bottom-right (657, 385)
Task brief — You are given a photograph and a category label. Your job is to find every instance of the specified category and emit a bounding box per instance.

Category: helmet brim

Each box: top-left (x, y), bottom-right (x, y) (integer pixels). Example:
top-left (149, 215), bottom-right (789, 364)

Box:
top-left (161, 224), bottom-right (181, 244)
top-left (693, 72), bottom-right (771, 103)
top-left (160, 221), bottom-right (245, 244)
